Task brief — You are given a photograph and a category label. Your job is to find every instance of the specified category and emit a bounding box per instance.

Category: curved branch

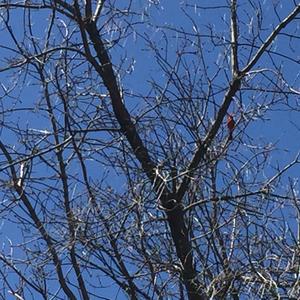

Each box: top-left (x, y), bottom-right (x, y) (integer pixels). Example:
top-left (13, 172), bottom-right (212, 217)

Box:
top-left (242, 4), bottom-right (300, 74)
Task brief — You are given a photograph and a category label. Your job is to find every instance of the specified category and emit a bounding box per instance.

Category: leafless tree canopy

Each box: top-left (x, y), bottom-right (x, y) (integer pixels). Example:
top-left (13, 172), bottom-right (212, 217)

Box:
top-left (0, 1), bottom-right (299, 299)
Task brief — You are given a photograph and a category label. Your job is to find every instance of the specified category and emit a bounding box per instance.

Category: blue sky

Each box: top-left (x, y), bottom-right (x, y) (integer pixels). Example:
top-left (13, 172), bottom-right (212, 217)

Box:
top-left (0, 0), bottom-right (299, 299)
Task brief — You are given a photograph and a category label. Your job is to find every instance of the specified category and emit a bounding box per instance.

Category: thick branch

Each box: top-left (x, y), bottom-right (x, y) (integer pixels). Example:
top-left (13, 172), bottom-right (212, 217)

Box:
top-left (177, 77), bottom-right (241, 201)
top-left (84, 21), bottom-right (168, 193)
top-left (167, 205), bottom-right (208, 300)
top-left (230, 0), bottom-right (239, 76)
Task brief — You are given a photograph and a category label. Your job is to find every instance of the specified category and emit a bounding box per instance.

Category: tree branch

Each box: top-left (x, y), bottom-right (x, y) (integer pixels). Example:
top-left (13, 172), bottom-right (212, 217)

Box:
top-left (230, 0), bottom-right (239, 76)
top-left (242, 4), bottom-right (300, 74)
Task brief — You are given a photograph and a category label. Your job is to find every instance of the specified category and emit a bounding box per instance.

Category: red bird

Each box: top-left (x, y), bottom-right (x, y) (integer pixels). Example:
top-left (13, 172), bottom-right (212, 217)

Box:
top-left (227, 114), bottom-right (235, 140)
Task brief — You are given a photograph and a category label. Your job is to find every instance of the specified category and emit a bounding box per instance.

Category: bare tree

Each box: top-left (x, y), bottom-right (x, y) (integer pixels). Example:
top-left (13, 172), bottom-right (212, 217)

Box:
top-left (0, 1), bottom-right (299, 299)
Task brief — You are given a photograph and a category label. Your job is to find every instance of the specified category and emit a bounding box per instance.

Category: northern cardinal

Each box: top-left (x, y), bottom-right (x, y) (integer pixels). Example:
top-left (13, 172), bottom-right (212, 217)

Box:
top-left (227, 114), bottom-right (235, 140)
